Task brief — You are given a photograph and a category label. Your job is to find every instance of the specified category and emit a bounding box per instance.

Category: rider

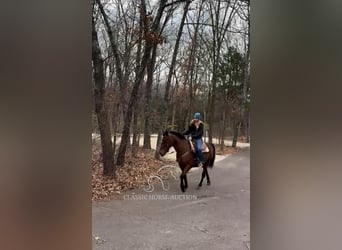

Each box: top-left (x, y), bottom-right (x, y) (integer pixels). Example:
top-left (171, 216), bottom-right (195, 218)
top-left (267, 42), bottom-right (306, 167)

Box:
top-left (183, 112), bottom-right (204, 167)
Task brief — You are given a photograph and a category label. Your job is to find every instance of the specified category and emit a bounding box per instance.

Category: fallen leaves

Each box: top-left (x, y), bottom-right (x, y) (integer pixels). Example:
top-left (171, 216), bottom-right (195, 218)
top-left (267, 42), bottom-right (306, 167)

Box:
top-left (92, 141), bottom-right (173, 201)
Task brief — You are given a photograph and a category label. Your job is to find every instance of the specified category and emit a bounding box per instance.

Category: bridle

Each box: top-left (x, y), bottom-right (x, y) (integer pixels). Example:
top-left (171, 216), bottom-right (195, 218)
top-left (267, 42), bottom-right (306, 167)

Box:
top-left (162, 134), bottom-right (193, 162)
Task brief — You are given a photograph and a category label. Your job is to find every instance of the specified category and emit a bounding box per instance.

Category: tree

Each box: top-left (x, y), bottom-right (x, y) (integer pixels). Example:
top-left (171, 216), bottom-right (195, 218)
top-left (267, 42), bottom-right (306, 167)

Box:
top-left (92, 4), bottom-right (115, 176)
top-left (143, 5), bottom-right (174, 149)
top-left (240, 0), bottom-right (250, 143)
top-left (200, 0), bottom-right (239, 143)
top-left (217, 46), bottom-right (246, 147)
top-left (116, 0), bottom-right (168, 166)
top-left (154, 0), bottom-right (192, 159)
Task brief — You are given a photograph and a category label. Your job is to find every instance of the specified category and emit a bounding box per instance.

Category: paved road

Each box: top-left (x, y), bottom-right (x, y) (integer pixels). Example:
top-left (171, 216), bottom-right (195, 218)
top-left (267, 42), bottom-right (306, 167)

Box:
top-left (92, 149), bottom-right (250, 250)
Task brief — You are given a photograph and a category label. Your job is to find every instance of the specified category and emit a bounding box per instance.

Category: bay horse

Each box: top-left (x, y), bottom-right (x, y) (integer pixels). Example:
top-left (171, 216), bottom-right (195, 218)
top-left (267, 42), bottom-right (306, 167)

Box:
top-left (159, 130), bottom-right (216, 192)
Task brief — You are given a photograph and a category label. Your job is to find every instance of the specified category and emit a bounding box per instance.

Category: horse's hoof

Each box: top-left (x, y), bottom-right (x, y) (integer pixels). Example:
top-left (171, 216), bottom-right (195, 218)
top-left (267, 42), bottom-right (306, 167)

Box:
top-left (207, 182), bottom-right (211, 186)
top-left (197, 186), bottom-right (201, 190)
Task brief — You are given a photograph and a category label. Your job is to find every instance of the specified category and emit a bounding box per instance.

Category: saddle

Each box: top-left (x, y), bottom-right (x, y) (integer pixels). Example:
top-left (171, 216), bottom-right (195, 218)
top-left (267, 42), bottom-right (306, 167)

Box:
top-left (189, 139), bottom-right (209, 153)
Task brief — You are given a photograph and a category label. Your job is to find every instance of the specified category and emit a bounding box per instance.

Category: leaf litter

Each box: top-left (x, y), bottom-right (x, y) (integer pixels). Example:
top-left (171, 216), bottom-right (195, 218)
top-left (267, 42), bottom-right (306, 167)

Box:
top-left (92, 140), bottom-right (173, 201)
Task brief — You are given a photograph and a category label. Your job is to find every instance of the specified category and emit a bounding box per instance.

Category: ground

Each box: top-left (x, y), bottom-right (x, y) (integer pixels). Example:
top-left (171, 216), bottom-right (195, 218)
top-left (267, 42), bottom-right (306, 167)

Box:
top-left (92, 148), bottom-right (250, 250)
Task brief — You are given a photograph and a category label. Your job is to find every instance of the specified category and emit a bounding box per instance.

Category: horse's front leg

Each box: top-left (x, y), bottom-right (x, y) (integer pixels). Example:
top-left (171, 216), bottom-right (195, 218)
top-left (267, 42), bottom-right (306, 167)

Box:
top-left (180, 165), bottom-right (191, 192)
top-left (179, 176), bottom-right (188, 192)
top-left (180, 175), bottom-right (184, 192)
top-left (184, 174), bottom-right (188, 189)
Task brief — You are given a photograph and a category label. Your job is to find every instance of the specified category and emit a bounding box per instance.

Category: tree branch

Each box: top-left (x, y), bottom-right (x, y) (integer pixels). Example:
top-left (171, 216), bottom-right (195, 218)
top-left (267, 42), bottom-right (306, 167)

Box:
top-left (164, 0), bottom-right (189, 9)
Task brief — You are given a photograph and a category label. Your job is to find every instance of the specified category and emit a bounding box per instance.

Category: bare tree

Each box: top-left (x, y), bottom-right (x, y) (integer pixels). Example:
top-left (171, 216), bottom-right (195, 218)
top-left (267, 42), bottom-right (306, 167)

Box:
top-left (92, 5), bottom-right (114, 176)
top-left (204, 0), bottom-right (238, 143)
top-left (181, 0), bottom-right (204, 125)
top-left (143, 6), bottom-right (174, 149)
top-left (155, 0), bottom-right (192, 159)
top-left (241, 0), bottom-right (250, 143)
top-left (117, 0), bottom-right (168, 166)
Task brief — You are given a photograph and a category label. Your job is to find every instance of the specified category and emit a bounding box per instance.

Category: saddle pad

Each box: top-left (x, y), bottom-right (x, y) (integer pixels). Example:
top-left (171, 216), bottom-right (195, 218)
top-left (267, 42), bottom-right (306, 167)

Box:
top-left (202, 143), bottom-right (210, 152)
top-left (189, 140), bottom-right (209, 153)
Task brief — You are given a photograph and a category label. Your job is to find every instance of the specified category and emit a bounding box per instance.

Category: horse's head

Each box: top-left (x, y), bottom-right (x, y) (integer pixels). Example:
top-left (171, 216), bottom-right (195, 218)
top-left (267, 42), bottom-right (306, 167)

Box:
top-left (159, 130), bottom-right (172, 156)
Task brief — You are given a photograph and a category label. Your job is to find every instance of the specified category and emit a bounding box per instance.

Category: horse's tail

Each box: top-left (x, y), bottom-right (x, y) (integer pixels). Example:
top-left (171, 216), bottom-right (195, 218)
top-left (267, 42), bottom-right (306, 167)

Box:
top-left (208, 143), bottom-right (216, 168)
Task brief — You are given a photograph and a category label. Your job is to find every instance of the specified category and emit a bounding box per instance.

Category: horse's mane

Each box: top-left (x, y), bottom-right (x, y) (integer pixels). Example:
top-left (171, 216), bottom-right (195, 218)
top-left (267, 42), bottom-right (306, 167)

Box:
top-left (169, 131), bottom-right (186, 140)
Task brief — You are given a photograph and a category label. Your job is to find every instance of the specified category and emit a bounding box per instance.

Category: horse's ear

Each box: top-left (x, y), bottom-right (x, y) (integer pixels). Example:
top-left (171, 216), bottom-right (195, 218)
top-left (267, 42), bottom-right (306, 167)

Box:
top-left (163, 130), bottom-right (168, 136)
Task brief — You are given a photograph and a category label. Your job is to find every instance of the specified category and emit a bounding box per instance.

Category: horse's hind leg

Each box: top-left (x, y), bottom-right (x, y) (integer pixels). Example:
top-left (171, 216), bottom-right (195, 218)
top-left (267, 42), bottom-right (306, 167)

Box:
top-left (198, 168), bottom-right (206, 188)
top-left (205, 167), bottom-right (211, 185)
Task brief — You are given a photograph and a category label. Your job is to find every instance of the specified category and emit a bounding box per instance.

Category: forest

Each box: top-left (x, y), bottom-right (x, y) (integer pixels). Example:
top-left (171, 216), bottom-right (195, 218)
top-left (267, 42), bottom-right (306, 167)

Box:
top-left (92, 0), bottom-right (250, 177)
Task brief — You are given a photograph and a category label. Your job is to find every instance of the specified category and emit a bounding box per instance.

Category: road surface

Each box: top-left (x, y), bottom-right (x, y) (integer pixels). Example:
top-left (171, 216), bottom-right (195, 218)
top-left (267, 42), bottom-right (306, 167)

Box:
top-left (92, 148), bottom-right (250, 250)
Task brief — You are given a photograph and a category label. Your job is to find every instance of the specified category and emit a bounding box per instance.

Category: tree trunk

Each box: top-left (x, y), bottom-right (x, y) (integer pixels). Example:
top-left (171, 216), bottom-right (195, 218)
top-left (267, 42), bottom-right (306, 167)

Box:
top-left (232, 118), bottom-right (240, 148)
top-left (245, 110), bottom-right (250, 143)
top-left (92, 14), bottom-right (114, 176)
top-left (243, 3), bottom-right (250, 144)
top-left (209, 75), bottom-right (217, 144)
top-left (154, 130), bottom-right (163, 160)
top-left (112, 102), bottom-right (120, 155)
top-left (220, 111), bottom-right (226, 151)
top-left (171, 102), bottom-right (176, 128)
top-left (132, 7), bottom-right (143, 156)
top-left (143, 45), bottom-right (157, 149)
top-left (170, 69), bottom-right (180, 128)
top-left (132, 106), bottom-right (139, 156)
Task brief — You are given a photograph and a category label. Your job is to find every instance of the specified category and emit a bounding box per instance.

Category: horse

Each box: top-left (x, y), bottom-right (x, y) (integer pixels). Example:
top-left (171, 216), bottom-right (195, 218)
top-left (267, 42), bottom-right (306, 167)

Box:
top-left (159, 130), bottom-right (216, 192)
